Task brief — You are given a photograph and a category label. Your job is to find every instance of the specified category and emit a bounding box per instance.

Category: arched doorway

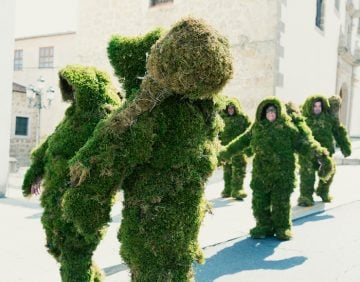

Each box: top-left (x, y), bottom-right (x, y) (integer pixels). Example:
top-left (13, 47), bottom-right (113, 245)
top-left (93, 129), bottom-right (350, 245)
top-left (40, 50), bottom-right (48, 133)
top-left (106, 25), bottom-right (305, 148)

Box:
top-left (339, 84), bottom-right (349, 126)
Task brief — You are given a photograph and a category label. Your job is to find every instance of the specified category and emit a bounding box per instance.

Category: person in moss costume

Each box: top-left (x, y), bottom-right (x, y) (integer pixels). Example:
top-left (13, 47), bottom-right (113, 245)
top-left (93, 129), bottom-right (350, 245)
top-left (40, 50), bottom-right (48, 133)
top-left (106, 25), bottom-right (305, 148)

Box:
top-left (219, 97), bottom-right (251, 200)
top-left (219, 97), bottom-right (334, 240)
top-left (22, 65), bottom-right (121, 281)
top-left (62, 17), bottom-right (233, 281)
top-left (297, 94), bottom-right (351, 206)
top-left (107, 28), bottom-right (163, 101)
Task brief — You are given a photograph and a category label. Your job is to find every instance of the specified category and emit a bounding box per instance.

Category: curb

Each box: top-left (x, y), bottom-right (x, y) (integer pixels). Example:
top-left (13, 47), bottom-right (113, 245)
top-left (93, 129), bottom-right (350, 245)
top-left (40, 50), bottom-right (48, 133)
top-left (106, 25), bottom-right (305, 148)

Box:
top-left (335, 158), bottom-right (360, 165)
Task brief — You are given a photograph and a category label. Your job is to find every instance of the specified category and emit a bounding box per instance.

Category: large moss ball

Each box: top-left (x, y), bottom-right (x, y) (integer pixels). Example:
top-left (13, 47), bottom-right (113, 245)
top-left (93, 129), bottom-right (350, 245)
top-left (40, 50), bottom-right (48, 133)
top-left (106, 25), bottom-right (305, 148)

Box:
top-left (146, 17), bottom-right (233, 99)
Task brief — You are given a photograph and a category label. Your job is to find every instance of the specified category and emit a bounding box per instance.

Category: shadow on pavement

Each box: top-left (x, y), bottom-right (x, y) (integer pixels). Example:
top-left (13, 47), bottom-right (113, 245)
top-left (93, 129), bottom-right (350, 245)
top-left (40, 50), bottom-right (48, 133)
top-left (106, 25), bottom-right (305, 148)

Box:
top-left (26, 212), bottom-right (43, 219)
top-left (194, 237), bottom-right (307, 281)
top-left (103, 263), bottom-right (128, 276)
top-left (209, 197), bottom-right (238, 209)
top-left (293, 211), bottom-right (334, 226)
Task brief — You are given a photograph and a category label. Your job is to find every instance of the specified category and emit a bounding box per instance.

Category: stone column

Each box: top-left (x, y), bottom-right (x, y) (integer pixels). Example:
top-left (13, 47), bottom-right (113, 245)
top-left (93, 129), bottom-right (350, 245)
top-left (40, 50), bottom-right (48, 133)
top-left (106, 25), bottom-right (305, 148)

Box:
top-left (0, 0), bottom-right (16, 197)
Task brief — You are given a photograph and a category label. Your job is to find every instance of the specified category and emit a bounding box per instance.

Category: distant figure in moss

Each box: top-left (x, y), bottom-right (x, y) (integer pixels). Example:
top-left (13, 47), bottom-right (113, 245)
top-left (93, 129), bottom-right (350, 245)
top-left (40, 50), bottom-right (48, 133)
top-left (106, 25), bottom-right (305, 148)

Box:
top-left (219, 97), bottom-right (334, 240)
top-left (219, 97), bottom-right (251, 200)
top-left (297, 95), bottom-right (351, 206)
top-left (22, 65), bottom-right (121, 281)
top-left (62, 17), bottom-right (233, 281)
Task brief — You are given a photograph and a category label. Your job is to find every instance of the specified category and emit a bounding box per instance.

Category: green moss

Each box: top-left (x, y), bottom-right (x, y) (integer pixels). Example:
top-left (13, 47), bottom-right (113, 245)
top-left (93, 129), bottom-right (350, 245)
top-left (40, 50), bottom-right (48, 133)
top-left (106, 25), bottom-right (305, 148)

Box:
top-left (328, 95), bottom-right (341, 117)
top-left (108, 28), bottom-right (163, 100)
top-left (219, 97), bottom-right (333, 239)
top-left (298, 94), bottom-right (351, 204)
top-left (147, 17), bottom-right (233, 100)
top-left (218, 96), bottom-right (250, 199)
top-left (63, 16), bottom-right (232, 281)
top-left (22, 65), bottom-right (121, 281)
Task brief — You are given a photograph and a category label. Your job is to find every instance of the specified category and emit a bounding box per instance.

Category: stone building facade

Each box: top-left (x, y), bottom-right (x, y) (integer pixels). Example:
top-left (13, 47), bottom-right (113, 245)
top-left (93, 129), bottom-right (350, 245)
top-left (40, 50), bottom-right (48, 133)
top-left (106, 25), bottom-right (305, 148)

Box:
top-left (75, 0), bottom-right (279, 116)
top-left (75, 0), bottom-right (360, 136)
top-left (13, 31), bottom-right (76, 141)
top-left (11, 31), bottom-right (77, 166)
top-left (10, 0), bottom-right (360, 170)
top-left (10, 83), bottom-right (38, 167)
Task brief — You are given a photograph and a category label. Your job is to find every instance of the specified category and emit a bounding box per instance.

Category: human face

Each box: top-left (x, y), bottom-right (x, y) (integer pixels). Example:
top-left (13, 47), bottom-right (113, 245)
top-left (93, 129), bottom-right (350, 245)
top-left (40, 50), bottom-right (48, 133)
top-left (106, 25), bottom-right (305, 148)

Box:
top-left (227, 105), bottom-right (235, 116)
top-left (266, 110), bottom-right (277, 122)
top-left (313, 101), bottom-right (322, 115)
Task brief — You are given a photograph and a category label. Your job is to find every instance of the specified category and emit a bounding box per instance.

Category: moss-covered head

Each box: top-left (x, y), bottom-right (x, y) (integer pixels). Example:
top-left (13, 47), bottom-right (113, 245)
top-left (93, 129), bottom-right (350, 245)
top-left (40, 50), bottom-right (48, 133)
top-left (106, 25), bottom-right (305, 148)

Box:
top-left (59, 65), bottom-right (121, 110)
top-left (328, 95), bottom-right (342, 116)
top-left (146, 17), bottom-right (233, 100)
top-left (285, 101), bottom-right (301, 116)
top-left (219, 96), bottom-right (243, 116)
top-left (301, 94), bottom-right (330, 117)
top-left (255, 96), bottom-right (288, 122)
top-left (108, 28), bottom-right (163, 100)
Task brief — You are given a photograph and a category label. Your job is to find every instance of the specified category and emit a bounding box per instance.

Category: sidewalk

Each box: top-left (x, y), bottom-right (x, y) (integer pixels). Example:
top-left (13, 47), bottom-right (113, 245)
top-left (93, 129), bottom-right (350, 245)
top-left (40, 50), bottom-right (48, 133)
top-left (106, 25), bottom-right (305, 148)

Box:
top-left (1, 159), bottom-right (359, 281)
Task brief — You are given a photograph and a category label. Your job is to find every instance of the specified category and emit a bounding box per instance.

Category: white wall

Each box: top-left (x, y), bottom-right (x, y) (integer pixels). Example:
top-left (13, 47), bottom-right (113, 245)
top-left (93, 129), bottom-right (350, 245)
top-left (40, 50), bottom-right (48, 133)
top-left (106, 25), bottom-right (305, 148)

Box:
top-left (276, 0), bottom-right (341, 105)
top-left (350, 66), bottom-right (360, 136)
top-left (0, 0), bottom-right (16, 197)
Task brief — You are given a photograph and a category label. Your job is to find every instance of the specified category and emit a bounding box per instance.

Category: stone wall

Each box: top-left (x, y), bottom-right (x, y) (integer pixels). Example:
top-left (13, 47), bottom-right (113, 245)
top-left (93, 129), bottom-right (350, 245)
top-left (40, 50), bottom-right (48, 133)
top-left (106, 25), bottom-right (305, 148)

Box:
top-left (76, 0), bottom-right (279, 117)
top-left (13, 32), bottom-right (76, 142)
top-left (10, 91), bottom-right (38, 167)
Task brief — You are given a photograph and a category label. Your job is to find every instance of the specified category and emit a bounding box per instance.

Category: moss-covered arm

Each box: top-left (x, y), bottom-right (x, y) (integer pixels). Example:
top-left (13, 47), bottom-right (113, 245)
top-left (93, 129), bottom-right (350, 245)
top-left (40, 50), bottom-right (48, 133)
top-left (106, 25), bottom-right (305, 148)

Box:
top-left (332, 117), bottom-right (352, 157)
top-left (293, 119), bottom-right (335, 181)
top-left (22, 137), bottom-right (50, 197)
top-left (218, 128), bottom-right (252, 162)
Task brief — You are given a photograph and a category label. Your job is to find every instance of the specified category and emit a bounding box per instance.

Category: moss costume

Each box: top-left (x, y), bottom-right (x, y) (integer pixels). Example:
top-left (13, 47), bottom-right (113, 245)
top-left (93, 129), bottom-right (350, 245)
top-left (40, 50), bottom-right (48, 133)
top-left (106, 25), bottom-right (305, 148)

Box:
top-left (218, 97), bottom-right (250, 199)
top-left (22, 65), bottom-right (121, 281)
top-left (107, 28), bottom-right (163, 101)
top-left (63, 17), bottom-right (233, 281)
top-left (219, 97), bottom-right (334, 240)
top-left (298, 95), bottom-right (351, 206)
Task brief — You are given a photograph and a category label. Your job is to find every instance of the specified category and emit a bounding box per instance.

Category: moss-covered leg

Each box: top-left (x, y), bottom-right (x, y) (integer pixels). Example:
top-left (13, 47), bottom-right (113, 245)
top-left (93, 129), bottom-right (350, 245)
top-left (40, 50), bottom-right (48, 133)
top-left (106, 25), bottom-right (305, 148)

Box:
top-left (42, 188), bottom-right (103, 281)
top-left (250, 189), bottom-right (273, 239)
top-left (120, 171), bottom-right (205, 282)
top-left (298, 155), bottom-right (316, 206)
top-left (271, 190), bottom-right (292, 240)
top-left (316, 168), bottom-right (335, 202)
top-left (221, 163), bottom-right (232, 198)
top-left (60, 234), bottom-right (102, 282)
top-left (41, 200), bottom-right (62, 260)
top-left (230, 154), bottom-right (247, 200)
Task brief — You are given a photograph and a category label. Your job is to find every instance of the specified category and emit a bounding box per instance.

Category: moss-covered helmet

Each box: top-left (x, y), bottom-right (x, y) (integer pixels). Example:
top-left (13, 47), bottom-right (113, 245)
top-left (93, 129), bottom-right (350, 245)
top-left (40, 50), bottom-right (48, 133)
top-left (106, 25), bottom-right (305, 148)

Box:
top-left (146, 17), bottom-right (233, 100)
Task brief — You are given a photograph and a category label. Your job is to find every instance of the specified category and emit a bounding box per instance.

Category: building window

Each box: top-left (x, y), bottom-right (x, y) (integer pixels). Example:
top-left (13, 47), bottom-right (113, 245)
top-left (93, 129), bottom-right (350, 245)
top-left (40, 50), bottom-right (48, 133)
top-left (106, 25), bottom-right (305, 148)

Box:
top-left (150, 0), bottom-right (173, 6)
top-left (316, 0), bottom-right (325, 30)
top-left (39, 47), bottom-right (54, 68)
top-left (14, 49), bottom-right (23, 71)
top-left (15, 116), bottom-right (29, 136)
top-left (335, 0), bottom-right (340, 11)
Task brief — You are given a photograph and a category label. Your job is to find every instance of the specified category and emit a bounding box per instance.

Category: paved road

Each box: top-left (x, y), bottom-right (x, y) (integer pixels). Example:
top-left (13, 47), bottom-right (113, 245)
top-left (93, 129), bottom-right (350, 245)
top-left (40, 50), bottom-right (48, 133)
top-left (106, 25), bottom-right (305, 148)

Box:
top-left (195, 201), bottom-right (360, 282)
top-left (1, 164), bottom-right (359, 281)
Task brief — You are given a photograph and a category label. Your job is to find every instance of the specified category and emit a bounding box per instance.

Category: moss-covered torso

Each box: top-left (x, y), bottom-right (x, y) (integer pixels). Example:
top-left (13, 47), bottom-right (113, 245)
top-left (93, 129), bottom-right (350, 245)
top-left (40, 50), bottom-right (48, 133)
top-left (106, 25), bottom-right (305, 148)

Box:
top-left (120, 97), bottom-right (219, 280)
top-left (303, 113), bottom-right (336, 155)
top-left (251, 119), bottom-right (297, 192)
top-left (219, 106), bottom-right (250, 146)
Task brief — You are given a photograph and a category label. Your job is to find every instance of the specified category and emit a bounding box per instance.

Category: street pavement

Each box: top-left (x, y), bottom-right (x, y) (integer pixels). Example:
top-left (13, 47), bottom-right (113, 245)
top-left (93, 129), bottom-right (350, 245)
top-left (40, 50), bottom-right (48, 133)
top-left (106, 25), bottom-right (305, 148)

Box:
top-left (1, 142), bottom-right (359, 281)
